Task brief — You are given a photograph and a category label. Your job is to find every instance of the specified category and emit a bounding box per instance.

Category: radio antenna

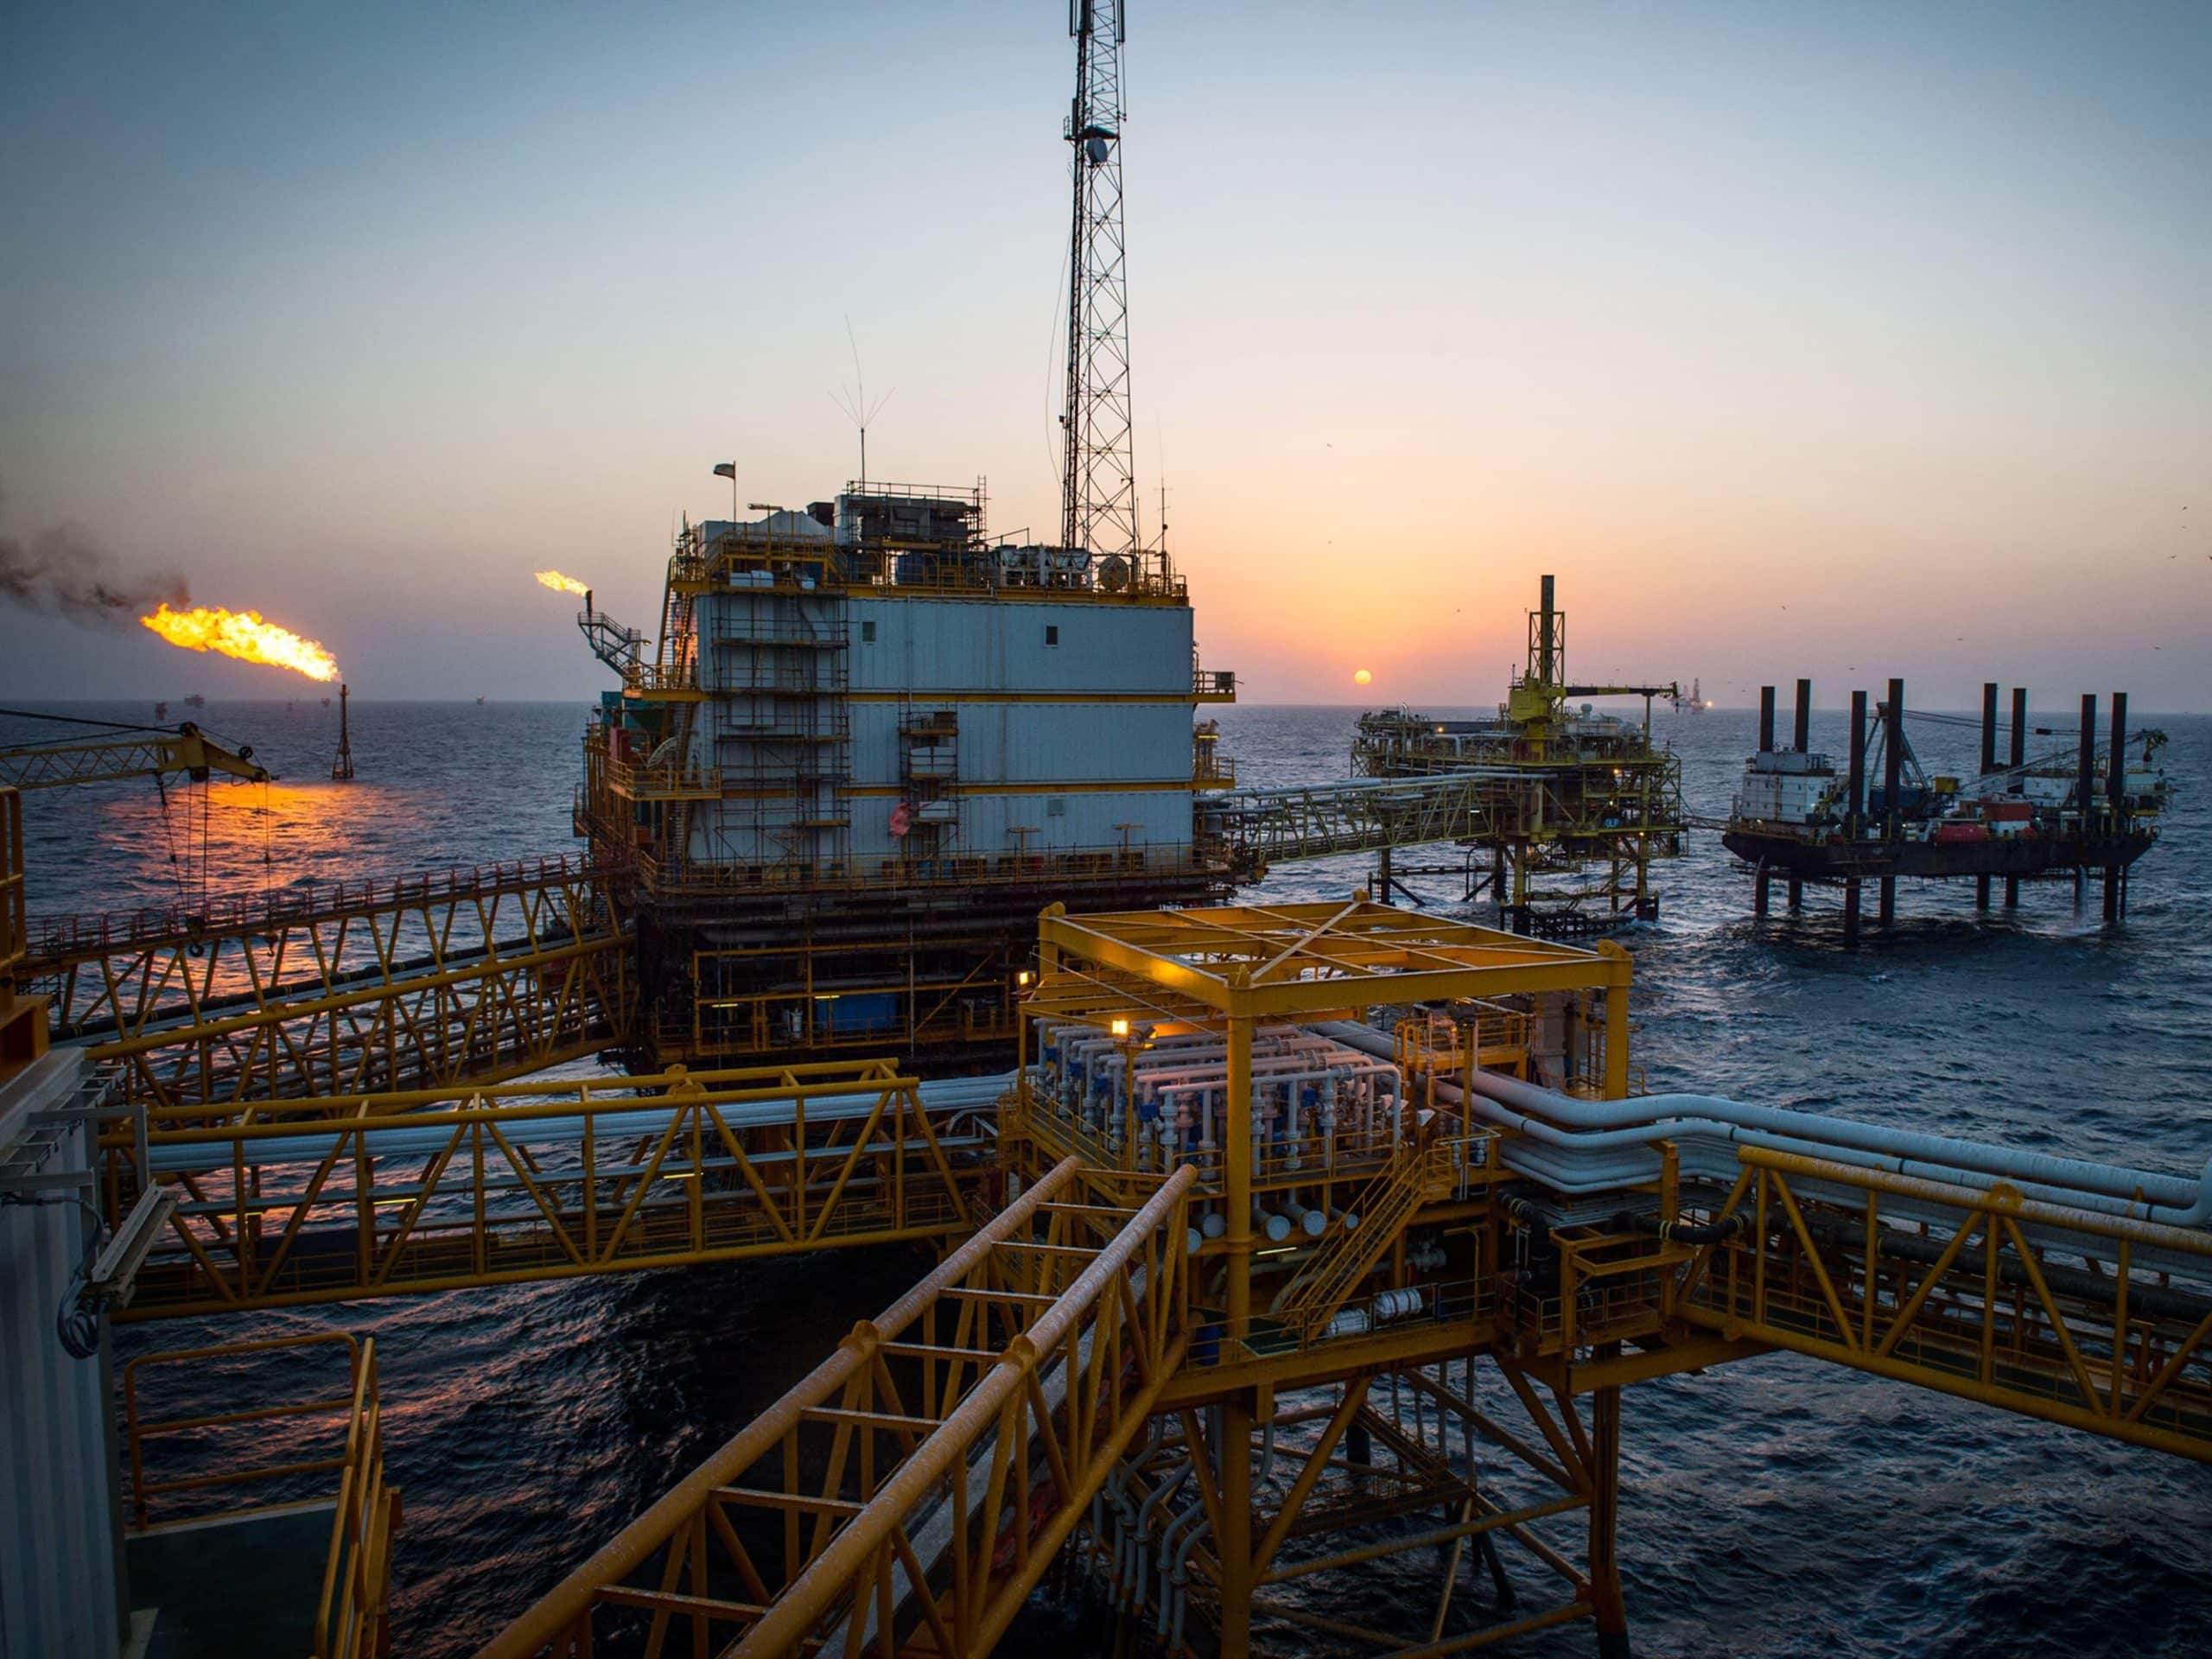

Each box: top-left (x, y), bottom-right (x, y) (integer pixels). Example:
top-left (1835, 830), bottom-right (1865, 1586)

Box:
top-left (830, 315), bottom-right (893, 487)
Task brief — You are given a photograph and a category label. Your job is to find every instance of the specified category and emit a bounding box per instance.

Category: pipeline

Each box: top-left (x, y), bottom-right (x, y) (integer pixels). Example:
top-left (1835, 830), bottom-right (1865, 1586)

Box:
top-left (1319, 1022), bottom-right (2212, 1230)
top-left (1614, 1210), bottom-right (1747, 1248)
top-left (143, 1072), bottom-right (1014, 1176)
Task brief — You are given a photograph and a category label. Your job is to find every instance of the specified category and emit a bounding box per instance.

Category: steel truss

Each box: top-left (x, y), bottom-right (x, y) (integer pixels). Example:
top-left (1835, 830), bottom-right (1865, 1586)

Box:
top-left (24, 857), bottom-right (629, 1106)
top-left (1669, 1147), bottom-right (2212, 1459)
top-left (482, 1155), bottom-right (1195, 1658)
top-left (1140, 1357), bottom-right (1633, 1657)
top-left (106, 1061), bottom-right (988, 1319)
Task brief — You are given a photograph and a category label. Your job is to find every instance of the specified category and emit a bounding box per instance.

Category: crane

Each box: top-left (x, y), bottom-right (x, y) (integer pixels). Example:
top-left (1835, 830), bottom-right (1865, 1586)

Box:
top-left (0, 711), bottom-right (268, 791)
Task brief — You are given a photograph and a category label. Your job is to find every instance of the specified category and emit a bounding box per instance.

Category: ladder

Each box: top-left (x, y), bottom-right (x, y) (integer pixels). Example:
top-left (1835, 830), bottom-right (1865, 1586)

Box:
top-left (1268, 1139), bottom-right (1456, 1339)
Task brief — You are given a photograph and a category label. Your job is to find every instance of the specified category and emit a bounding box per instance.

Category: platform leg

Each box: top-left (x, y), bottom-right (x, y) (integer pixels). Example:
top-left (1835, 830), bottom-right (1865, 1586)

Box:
top-left (1975, 874), bottom-right (1990, 909)
top-left (1476, 1529), bottom-right (1516, 1609)
top-left (1218, 1395), bottom-right (1255, 1659)
top-left (1754, 866), bottom-right (1769, 918)
top-left (2103, 861), bottom-right (2120, 923)
top-left (1878, 876), bottom-right (1895, 927)
top-left (2004, 874), bottom-right (2018, 908)
top-left (1590, 1385), bottom-right (1630, 1659)
top-left (1787, 874), bottom-right (1802, 912)
top-left (1842, 879), bottom-right (1860, 947)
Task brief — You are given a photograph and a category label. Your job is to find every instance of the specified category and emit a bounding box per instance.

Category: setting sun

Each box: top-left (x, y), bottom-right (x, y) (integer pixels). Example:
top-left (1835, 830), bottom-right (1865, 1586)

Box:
top-left (1353, 669), bottom-right (1372, 686)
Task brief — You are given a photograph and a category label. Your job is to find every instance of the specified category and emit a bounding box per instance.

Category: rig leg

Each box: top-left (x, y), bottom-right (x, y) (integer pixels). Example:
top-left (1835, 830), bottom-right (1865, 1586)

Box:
top-left (1975, 874), bottom-right (1990, 909)
top-left (1878, 876), bottom-right (1895, 928)
top-left (1590, 1385), bottom-right (1631, 1659)
top-left (2103, 860), bottom-right (2120, 923)
top-left (2004, 874), bottom-right (2019, 908)
top-left (1754, 863), bottom-right (1770, 918)
top-left (1842, 879), bottom-right (1861, 947)
top-left (1218, 1394), bottom-right (1255, 1659)
top-left (1478, 1531), bottom-right (1516, 1609)
top-left (1787, 874), bottom-right (1802, 912)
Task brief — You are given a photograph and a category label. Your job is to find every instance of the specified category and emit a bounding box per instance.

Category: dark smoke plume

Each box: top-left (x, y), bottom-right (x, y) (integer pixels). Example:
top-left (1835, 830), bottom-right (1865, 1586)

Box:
top-left (0, 481), bottom-right (191, 628)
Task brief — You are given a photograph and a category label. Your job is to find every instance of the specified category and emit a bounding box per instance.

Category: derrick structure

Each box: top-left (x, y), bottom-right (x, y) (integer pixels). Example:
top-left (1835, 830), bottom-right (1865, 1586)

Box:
top-left (1061, 0), bottom-right (1137, 562)
top-left (1349, 576), bottom-right (1684, 936)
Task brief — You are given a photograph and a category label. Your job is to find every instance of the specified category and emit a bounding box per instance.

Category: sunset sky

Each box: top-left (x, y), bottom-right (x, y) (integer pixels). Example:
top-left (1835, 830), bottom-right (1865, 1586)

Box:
top-left (3, 2), bottom-right (2207, 708)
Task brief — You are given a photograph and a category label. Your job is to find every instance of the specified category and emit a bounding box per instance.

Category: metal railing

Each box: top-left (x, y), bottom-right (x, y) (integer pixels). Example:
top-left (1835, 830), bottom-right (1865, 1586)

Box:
top-left (25, 852), bottom-right (607, 967)
top-left (1670, 1149), bottom-right (2212, 1460)
top-left (122, 1331), bottom-right (394, 1659)
top-left (624, 841), bottom-right (1225, 899)
top-left (601, 758), bottom-right (722, 800)
top-left (0, 787), bottom-right (22, 985)
top-left (480, 1156), bottom-right (1197, 1659)
top-left (108, 1062), bottom-right (991, 1316)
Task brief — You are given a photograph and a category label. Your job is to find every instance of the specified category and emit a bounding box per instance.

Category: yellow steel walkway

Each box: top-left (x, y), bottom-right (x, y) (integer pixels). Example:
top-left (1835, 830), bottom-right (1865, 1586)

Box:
top-left (108, 1061), bottom-right (991, 1319)
top-left (22, 856), bottom-right (631, 1107)
top-left (479, 1155), bottom-right (1197, 1659)
top-left (1662, 1147), bottom-right (2212, 1461)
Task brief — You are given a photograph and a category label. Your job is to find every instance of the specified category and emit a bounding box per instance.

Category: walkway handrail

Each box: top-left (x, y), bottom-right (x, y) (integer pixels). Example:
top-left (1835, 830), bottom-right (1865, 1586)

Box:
top-left (734, 1161), bottom-right (1199, 1657)
top-left (475, 1155), bottom-right (1088, 1659)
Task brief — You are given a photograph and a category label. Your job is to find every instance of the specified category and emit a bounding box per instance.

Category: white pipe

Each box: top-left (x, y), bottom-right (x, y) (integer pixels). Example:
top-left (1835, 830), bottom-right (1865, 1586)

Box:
top-left (1320, 1020), bottom-right (2212, 1229)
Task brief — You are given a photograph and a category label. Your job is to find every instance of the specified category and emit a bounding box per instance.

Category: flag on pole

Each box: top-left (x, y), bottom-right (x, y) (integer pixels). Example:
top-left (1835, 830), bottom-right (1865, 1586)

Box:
top-left (712, 462), bottom-right (736, 480)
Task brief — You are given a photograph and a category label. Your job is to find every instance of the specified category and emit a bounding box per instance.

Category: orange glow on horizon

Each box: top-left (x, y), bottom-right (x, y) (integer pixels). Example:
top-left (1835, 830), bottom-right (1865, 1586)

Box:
top-left (139, 603), bottom-right (339, 682)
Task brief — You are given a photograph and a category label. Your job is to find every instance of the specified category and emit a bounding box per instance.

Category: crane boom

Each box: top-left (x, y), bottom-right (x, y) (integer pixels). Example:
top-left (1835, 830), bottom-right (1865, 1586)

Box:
top-left (0, 721), bottom-right (268, 791)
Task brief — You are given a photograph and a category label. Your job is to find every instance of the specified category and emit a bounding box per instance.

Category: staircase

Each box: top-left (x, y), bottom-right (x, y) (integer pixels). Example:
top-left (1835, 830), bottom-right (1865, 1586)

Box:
top-left (1268, 1139), bottom-right (1459, 1340)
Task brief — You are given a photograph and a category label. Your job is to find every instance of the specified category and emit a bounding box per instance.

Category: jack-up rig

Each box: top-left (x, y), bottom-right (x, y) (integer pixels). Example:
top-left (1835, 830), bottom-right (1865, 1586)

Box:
top-left (1726, 677), bottom-right (2169, 943)
top-left (0, 9), bottom-right (2206, 1659)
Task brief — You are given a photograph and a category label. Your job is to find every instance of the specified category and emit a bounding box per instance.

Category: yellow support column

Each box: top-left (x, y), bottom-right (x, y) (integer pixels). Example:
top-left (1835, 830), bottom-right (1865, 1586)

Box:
top-left (1590, 1382), bottom-right (1630, 1658)
top-left (1599, 940), bottom-right (1631, 1100)
top-left (1219, 1393), bottom-right (1255, 1658)
top-left (1226, 1002), bottom-right (1253, 1344)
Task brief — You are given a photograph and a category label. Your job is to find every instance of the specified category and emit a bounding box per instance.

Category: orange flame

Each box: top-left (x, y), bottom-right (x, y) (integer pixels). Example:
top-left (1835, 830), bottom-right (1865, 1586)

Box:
top-left (535, 569), bottom-right (590, 598)
top-left (140, 603), bottom-right (340, 682)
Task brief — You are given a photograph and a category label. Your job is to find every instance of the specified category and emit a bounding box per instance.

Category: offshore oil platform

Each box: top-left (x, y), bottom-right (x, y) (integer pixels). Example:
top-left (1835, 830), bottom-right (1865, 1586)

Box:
top-left (1726, 677), bottom-right (2170, 943)
top-left (1344, 574), bottom-right (1682, 937)
top-left (2, 7), bottom-right (2209, 1659)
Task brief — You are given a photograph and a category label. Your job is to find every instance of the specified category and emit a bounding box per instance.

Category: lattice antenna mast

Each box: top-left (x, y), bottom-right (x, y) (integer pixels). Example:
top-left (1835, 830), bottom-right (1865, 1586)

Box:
top-left (1060, 0), bottom-right (1136, 560)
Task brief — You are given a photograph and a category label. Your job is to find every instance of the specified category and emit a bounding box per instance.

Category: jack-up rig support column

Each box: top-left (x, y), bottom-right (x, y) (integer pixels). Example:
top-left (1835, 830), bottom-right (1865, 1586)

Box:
top-left (2005, 685), bottom-right (2027, 907)
top-left (2076, 695), bottom-right (2097, 912)
top-left (1878, 677), bottom-right (1903, 928)
top-left (1789, 677), bottom-right (1810, 911)
top-left (1754, 686), bottom-right (1776, 918)
top-left (1843, 690), bottom-right (1867, 947)
top-left (2106, 690), bottom-right (2128, 923)
top-left (1976, 682), bottom-right (1998, 908)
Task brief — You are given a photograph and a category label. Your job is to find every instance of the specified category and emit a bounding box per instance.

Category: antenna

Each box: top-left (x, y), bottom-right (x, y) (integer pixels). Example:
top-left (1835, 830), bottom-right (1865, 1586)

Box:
top-left (1060, 0), bottom-right (1136, 560)
top-left (830, 315), bottom-right (893, 488)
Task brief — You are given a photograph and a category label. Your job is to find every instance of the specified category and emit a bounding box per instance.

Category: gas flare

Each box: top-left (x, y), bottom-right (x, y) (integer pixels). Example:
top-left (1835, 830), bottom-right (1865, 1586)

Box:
top-left (535, 570), bottom-right (590, 598)
top-left (139, 603), bottom-right (340, 682)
